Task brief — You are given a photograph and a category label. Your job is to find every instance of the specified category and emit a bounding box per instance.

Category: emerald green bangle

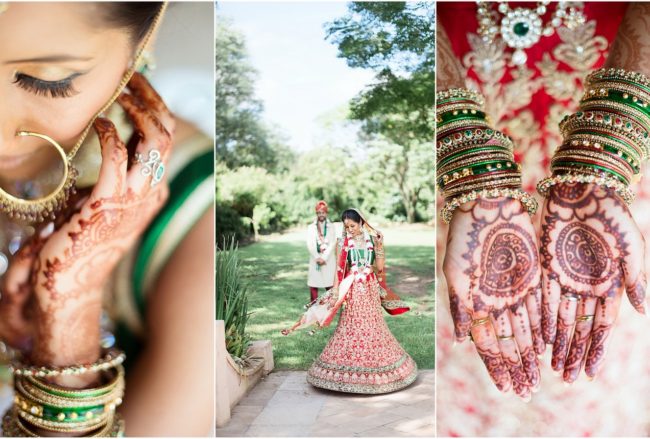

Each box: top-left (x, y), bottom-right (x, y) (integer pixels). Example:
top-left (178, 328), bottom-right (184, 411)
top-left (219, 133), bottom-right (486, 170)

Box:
top-left (41, 404), bottom-right (106, 423)
top-left (438, 145), bottom-right (512, 168)
top-left (437, 110), bottom-right (487, 128)
top-left (582, 91), bottom-right (650, 118)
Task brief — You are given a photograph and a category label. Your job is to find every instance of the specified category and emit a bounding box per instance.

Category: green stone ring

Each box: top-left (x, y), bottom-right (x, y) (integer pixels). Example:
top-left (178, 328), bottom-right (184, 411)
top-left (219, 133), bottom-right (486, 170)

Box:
top-left (134, 149), bottom-right (165, 187)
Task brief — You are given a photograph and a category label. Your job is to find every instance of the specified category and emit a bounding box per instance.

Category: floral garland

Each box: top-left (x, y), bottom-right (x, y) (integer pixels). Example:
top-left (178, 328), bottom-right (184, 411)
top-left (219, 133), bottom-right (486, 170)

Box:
top-left (346, 230), bottom-right (374, 281)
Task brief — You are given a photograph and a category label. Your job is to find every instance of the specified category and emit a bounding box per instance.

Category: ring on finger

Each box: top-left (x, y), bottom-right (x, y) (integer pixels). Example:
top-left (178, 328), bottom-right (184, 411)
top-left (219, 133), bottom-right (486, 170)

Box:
top-left (562, 293), bottom-right (579, 302)
top-left (497, 334), bottom-right (515, 341)
top-left (134, 149), bottom-right (165, 187)
top-left (576, 314), bottom-right (595, 322)
top-left (471, 317), bottom-right (490, 328)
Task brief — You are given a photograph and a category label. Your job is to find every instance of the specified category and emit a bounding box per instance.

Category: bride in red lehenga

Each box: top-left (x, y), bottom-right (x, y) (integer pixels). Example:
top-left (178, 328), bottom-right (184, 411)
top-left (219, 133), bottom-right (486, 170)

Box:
top-left (284, 208), bottom-right (417, 394)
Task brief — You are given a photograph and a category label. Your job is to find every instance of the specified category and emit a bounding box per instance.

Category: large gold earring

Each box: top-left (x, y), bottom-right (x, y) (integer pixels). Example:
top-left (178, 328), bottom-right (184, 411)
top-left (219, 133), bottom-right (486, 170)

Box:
top-left (0, 2), bottom-right (168, 223)
top-left (0, 132), bottom-right (77, 222)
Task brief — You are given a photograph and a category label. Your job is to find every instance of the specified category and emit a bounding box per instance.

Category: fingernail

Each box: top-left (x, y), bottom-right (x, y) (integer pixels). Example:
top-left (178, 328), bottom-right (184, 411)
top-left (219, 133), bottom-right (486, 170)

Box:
top-left (563, 381), bottom-right (572, 388)
top-left (522, 393), bottom-right (532, 403)
top-left (552, 369), bottom-right (562, 377)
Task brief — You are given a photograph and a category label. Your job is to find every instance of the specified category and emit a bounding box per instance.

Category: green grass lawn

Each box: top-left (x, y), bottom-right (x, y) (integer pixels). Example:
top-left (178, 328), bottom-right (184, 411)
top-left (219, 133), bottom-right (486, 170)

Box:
top-left (238, 226), bottom-right (435, 369)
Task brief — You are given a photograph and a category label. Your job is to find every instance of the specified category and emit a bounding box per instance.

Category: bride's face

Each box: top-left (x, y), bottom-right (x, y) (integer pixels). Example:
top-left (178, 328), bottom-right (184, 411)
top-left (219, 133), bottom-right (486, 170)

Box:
top-left (344, 219), bottom-right (362, 236)
top-left (0, 2), bottom-right (132, 180)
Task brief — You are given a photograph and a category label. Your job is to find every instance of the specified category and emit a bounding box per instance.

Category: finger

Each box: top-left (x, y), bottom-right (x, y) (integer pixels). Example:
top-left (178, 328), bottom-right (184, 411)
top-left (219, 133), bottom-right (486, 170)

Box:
top-left (621, 225), bottom-right (647, 314)
top-left (509, 302), bottom-right (541, 392)
top-left (126, 72), bottom-right (175, 134)
top-left (448, 286), bottom-right (472, 343)
top-left (492, 309), bottom-right (531, 400)
top-left (562, 297), bottom-right (597, 383)
top-left (91, 118), bottom-right (128, 200)
top-left (551, 292), bottom-right (578, 372)
top-left (585, 292), bottom-right (623, 378)
top-left (541, 265), bottom-right (562, 344)
top-left (527, 281), bottom-right (545, 355)
top-left (118, 93), bottom-right (172, 193)
top-left (471, 312), bottom-right (511, 393)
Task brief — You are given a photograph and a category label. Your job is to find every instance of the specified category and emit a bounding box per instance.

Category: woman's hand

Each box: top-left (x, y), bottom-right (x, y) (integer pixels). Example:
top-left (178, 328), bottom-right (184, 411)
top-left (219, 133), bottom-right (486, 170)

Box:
top-left (0, 73), bottom-right (175, 370)
top-left (444, 198), bottom-right (544, 401)
top-left (540, 183), bottom-right (646, 383)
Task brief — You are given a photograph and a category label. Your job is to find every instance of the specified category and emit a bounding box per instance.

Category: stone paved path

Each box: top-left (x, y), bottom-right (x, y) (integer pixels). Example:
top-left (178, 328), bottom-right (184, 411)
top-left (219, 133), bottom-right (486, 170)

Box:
top-left (216, 370), bottom-right (434, 437)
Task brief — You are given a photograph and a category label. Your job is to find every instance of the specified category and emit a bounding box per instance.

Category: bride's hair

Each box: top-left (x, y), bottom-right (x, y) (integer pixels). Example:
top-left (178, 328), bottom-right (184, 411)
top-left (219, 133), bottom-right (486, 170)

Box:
top-left (341, 209), bottom-right (363, 224)
top-left (102, 2), bottom-right (165, 44)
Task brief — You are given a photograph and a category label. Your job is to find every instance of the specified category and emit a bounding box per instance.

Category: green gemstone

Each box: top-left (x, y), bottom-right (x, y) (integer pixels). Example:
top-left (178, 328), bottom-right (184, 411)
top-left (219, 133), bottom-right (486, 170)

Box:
top-left (513, 22), bottom-right (529, 36)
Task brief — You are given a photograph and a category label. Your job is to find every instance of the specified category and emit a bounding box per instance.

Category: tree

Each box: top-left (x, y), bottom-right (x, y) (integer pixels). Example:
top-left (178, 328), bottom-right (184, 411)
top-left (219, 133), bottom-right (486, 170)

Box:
top-left (325, 2), bottom-right (435, 140)
top-left (215, 15), bottom-right (294, 171)
top-left (325, 2), bottom-right (436, 223)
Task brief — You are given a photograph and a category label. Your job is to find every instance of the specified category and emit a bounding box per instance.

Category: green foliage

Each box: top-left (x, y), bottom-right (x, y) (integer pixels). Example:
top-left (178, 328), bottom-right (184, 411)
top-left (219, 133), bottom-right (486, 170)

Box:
top-left (325, 2), bottom-right (435, 140)
top-left (215, 15), bottom-right (295, 172)
top-left (216, 238), bottom-right (252, 360)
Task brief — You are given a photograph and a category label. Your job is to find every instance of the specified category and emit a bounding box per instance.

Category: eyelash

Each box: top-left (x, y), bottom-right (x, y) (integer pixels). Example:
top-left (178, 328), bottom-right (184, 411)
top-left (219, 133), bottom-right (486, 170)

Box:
top-left (13, 73), bottom-right (79, 98)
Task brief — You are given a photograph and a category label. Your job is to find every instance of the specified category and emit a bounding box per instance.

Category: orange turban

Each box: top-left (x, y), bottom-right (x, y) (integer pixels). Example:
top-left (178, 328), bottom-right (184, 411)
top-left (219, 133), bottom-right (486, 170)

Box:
top-left (315, 200), bottom-right (328, 212)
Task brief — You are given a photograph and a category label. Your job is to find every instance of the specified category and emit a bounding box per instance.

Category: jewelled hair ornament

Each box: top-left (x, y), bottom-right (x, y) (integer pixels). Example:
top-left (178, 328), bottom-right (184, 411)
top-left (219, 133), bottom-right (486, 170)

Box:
top-left (2, 2), bottom-right (168, 223)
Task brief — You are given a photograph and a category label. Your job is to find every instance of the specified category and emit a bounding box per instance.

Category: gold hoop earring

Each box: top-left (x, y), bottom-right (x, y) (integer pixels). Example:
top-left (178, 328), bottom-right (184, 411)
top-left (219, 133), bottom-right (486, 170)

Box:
top-left (0, 132), bottom-right (77, 222)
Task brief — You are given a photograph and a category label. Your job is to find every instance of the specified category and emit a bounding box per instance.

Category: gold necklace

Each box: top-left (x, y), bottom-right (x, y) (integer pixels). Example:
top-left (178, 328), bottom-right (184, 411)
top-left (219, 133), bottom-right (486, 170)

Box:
top-left (476, 1), bottom-right (585, 66)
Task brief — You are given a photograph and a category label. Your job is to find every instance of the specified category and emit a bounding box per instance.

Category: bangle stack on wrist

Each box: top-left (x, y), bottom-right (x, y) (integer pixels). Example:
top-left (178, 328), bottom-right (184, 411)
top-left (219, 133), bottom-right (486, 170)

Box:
top-left (436, 88), bottom-right (538, 223)
top-left (538, 68), bottom-right (650, 204)
top-left (2, 349), bottom-right (126, 437)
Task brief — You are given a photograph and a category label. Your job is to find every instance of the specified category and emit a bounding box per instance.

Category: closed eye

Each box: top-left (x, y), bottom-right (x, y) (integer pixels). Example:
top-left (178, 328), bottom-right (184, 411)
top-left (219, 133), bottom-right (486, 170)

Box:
top-left (13, 72), bottom-right (81, 98)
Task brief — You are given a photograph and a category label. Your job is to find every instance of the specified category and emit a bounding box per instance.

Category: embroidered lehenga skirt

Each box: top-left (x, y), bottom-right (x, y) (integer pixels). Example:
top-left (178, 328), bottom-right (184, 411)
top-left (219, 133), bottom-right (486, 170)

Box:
top-left (307, 275), bottom-right (418, 394)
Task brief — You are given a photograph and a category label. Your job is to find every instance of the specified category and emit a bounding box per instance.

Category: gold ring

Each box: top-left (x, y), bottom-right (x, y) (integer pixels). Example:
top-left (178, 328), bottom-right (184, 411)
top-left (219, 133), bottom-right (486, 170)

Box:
top-left (471, 317), bottom-right (490, 328)
top-left (497, 335), bottom-right (515, 341)
top-left (576, 314), bottom-right (595, 322)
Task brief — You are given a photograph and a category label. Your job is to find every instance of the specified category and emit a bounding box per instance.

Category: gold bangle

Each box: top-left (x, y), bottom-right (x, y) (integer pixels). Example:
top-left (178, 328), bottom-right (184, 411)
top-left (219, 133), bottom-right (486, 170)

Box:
top-left (537, 172), bottom-right (635, 205)
top-left (10, 348), bottom-right (125, 377)
top-left (436, 88), bottom-right (486, 107)
top-left (440, 187), bottom-right (538, 224)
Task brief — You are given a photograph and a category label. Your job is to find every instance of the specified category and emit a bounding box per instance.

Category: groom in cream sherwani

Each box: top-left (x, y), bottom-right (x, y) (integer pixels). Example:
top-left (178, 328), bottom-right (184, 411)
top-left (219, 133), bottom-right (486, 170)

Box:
top-left (306, 200), bottom-right (336, 302)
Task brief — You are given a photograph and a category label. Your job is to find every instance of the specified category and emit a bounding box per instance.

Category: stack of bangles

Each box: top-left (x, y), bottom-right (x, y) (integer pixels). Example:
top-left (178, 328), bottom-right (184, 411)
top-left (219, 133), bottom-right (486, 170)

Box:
top-left (537, 68), bottom-right (650, 204)
top-left (1, 349), bottom-right (126, 437)
top-left (436, 88), bottom-right (538, 223)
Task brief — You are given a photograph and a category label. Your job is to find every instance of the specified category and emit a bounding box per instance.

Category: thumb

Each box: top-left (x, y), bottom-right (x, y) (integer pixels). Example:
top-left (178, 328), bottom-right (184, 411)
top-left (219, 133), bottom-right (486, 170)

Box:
top-left (622, 224), bottom-right (647, 314)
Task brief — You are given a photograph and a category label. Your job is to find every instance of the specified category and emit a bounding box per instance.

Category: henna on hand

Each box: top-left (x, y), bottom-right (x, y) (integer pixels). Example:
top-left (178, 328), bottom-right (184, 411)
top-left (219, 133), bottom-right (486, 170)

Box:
top-left (445, 197), bottom-right (542, 398)
top-left (540, 182), bottom-right (646, 382)
top-left (2, 74), bottom-right (175, 379)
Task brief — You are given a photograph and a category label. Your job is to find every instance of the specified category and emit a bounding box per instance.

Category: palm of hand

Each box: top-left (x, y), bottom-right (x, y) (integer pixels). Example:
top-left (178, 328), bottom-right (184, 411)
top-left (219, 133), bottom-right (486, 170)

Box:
top-left (540, 182), bottom-right (646, 382)
top-left (444, 197), bottom-right (543, 400)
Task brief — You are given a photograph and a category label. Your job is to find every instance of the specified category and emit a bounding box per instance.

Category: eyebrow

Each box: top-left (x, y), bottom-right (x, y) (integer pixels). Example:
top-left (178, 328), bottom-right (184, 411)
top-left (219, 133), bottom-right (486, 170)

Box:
top-left (4, 55), bottom-right (93, 65)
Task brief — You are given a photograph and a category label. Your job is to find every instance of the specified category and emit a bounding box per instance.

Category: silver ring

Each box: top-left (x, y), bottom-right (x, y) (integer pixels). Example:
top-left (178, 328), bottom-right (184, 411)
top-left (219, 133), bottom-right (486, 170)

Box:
top-left (134, 149), bottom-right (165, 187)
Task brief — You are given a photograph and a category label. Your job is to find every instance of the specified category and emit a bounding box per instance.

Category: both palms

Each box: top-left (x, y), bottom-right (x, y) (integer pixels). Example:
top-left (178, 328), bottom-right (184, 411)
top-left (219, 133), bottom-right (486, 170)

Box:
top-left (444, 183), bottom-right (647, 399)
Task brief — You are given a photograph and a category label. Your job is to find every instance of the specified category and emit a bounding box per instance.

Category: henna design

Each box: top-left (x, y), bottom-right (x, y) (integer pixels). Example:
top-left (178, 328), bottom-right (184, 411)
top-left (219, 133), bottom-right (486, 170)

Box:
top-left (449, 289), bottom-right (472, 339)
top-left (562, 324), bottom-right (591, 382)
top-left (502, 354), bottom-right (530, 398)
top-left (480, 224), bottom-right (537, 297)
top-left (520, 346), bottom-right (540, 388)
top-left (475, 345), bottom-right (510, 392)
top-left (605, 3), bottom-right (650, 74)
top-left (626, 272), bottom-right (647, 313)
top-left (551, 319), bottom-right (571, 371)
top-left (436, 20), bottom-right (466, 91)
top-left (556, 222), bottom-right (614, 285)
top-left (585, 324), bottom-right (612, 377)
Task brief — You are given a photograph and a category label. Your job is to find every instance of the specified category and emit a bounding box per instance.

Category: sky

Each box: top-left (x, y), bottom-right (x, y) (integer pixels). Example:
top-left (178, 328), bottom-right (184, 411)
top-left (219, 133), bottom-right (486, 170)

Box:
top-left (217, 1), bottom-right (375, 152)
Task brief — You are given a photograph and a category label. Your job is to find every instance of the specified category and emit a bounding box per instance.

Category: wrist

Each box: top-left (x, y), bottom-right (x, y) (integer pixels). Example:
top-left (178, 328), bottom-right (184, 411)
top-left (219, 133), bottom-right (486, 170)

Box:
top-left (436, 88), bottom-right (537, 223)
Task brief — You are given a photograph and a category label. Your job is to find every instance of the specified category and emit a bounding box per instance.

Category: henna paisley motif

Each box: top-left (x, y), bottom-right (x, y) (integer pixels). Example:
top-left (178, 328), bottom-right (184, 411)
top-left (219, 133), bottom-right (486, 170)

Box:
top-left (556, 222), bottom-right (614, 285)
top-left (479, 224), bottom-right (537, 298)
